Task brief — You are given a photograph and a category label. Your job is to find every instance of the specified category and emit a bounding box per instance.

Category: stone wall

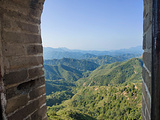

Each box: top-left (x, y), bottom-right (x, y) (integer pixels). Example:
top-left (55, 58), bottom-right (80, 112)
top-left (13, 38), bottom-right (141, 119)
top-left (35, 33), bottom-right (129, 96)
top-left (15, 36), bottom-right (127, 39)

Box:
top-left (0, 0), bottom-right (159, 120)
top-left (151, 0), bottom-right (160, 119)
top-left (0, 0), bottom-right (47, 120)
top-left (142, 0), bottom-right (152, 119)
top-left (143, 0), bottom-right (160, 120)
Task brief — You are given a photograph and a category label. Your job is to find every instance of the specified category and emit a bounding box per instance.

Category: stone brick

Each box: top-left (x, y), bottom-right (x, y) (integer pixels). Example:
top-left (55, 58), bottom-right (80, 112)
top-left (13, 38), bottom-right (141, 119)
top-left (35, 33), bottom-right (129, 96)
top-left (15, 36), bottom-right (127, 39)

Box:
top-left (143, 34), bottom-right (146, 50)
top-left (29, 86), bottom-right (46, 100)
top-left (43, 117), bottom-right (48, 120)
top-left (31, 105), bottom-right (47, 120)
top-left (3, 8), bottom-right (40, 24)
top-left (25, 117), bottom-right (31, 120)
top-left (143, 52), bottom-right (152, 72)
top-left (17, 22), bottom-right (39, 33)
top-left (6, 86), bottom-right (21, 99)
top-left (9, 56), bottom-right (43, 70)
top-left (142, 67), bottom-right (151, 94)
top-left (28, 66), bottom-right (44, 79)
top-left (3, 31), bottom-right (41, 43)
top-left (8, 100), bottom-right (38, 120)
top-left (3, 15), bottom-right (36, 33)
top-left (30, 9), bottom-right (43, 18)
top-left (6, 94), bottom-right (29, 114)
top-left (17, 76), bottom-right (45, 91)
top-left (7, 95), bottom-right (46, 120)
top-left (10, 0), bottom-right (31, 6)
top-left (0, 1), bottom-right (29, 15)
top-left (142, 96), bottom-right (146, 119)
top-left (146, 112), bottom-right (151, 120)
top-left (2, 43), bottom-right (25, 57)
top-left (143, 14), bottom-right (152, 33)
top-left (6, 76), bottom-right (45, 99)
top-left (27, 45), bottom-right (43, 55)
top-left (4, 69), bottom-right (28, 86)
top-left (143, 27), bottom-right (152, 50)
top-left (3, 17), bottom-right (11, 29)
top-left (33, 77), bottom-right (45, 89)
top-left (143, 0), bottom-right (152, 33)
top-left (38, 95), bottom-right (47, 108)
top-left (142, 115), bottom-right (145, 120)
top-left (142, 82), bottom-right (151, 114)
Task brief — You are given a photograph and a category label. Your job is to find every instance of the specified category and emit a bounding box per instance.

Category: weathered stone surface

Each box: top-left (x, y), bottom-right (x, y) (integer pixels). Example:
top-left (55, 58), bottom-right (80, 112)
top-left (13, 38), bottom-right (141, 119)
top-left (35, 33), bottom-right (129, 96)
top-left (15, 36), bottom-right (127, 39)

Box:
top-left (0, 0), bottom-right (46, 119)
top-left (6, 76), bottom-right (45, 99)
top-left (7, 95), bottom-right (46, 120)
top-left (27, 45), bottom-right (43, 55)
top-left (25, 117), bottom-right (31, 120)
top-left (2, 43), bottom-right (25, 57)
top-left (31, 105), bottom-right (47, 120)
top-left (28, 66), bottom-right (44, 79)
top-left (3, 31), bottom-right (42, 43)
top-left (17, 77), bottom-right (45, 91)
top-left (29, 86), bottom-right (46, 100)
top-left (143, 27), bottom-right (152, 50)
top-left (142, 67), bottom-right (151, 94)
top-left (142, 82), bottom-right (151, 114)
top-left (6, 94), bottom-right (29, 114)
top-left (2, 8), bottom-right (40, 24)
top-left (9, 56), bottom-right (43, 70)
top-left (143, 52), bottom-right (152, 72)
top-left (142, 0), bottom-right (152, 119)
top-left (43, 117), bottom-right (48, 120)
top-left (7, 101), bottom-right (37, 120)
top-left (0, 0), bottom-right (30, 15)
top-left (3, 69), bottom-right (28, 86)
top-left (6, 86), bottom-right (21, 99)
top-left (142, 96), bottom-right (146, 119)
top-left (143, 0), bottom-right (152, 33)
top-left (17, 22), bottom-right (39, 33)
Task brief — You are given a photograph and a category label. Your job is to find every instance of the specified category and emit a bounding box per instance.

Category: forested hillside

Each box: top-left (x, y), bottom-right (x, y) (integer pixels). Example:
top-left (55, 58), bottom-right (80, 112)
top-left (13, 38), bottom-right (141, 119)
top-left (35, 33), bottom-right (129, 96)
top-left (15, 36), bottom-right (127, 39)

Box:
top-left (77, 58), bottom-right (142, 87)
top-left (44, 55), bottom-right (143, 120)
top-left (47, 83), bottom-right (142, 120)
top-left (44, 58), bottom-right (99, 72)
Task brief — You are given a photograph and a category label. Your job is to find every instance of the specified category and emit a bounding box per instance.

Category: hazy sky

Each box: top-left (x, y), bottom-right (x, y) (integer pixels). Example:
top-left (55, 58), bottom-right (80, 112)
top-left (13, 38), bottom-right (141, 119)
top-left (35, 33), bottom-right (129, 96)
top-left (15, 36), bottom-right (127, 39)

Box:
top-left (41, 0), bottom-right (143, 51)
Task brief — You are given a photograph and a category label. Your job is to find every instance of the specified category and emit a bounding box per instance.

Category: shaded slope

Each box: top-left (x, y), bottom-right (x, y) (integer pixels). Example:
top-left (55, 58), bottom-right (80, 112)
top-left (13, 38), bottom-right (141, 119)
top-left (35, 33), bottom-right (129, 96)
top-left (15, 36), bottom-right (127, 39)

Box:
top-left (44, 58), bottom-right (99, 72)
top-left (44, 64), bottom-right (83, 81)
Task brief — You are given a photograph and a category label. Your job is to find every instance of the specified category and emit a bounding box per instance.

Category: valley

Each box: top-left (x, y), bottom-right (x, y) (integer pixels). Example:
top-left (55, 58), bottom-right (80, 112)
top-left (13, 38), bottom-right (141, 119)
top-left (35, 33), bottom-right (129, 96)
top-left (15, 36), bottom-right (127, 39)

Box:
top-left (44, 49), bottom-right (143, 120)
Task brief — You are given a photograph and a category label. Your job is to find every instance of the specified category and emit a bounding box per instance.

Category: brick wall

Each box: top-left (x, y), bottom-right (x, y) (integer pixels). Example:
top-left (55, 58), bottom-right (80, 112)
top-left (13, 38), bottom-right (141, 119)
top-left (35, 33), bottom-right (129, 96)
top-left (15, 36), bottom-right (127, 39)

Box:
top-left (0, 0), bottom-right (159, 120)
top-left (143, 0), bottom-right (160, 120)
top-left (0, 0), bottom-right (47, 120)
top-left (151, 0), bottom-right (160, 119)
top-left (142, 0), bottom-right (152, 119)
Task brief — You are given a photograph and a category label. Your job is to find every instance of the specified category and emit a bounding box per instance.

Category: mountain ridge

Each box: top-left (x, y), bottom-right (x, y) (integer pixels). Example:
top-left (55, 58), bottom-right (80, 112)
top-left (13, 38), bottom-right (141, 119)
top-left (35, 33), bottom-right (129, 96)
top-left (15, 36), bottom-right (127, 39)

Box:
top-left (43, 46), bottom-right (143, 60)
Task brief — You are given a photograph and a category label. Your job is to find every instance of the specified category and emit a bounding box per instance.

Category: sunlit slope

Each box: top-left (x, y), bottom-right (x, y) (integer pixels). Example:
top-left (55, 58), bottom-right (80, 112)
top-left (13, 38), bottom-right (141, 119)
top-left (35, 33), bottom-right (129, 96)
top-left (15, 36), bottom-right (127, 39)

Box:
top-left (47, 83), bottom-right (142, 120)
top-left (77, 58), bottom-right (143, 86)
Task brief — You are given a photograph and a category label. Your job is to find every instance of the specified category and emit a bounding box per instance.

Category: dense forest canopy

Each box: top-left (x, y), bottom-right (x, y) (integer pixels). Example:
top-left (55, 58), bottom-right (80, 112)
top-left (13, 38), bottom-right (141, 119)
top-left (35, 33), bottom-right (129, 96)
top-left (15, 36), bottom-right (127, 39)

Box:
top-left (44, 50), bottom-right (142, 120)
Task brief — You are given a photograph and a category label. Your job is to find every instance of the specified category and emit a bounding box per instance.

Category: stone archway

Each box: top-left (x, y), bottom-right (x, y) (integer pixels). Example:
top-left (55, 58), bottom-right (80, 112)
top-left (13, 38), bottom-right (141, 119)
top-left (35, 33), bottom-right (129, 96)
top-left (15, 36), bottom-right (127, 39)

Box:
top-left (0, 0), bottom-right (159, 120)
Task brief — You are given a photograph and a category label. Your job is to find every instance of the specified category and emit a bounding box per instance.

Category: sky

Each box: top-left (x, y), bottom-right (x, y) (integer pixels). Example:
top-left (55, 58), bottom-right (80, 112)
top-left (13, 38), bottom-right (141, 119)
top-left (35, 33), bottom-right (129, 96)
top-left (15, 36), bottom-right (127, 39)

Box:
top-left (41, 0), bottom-right (143, 51)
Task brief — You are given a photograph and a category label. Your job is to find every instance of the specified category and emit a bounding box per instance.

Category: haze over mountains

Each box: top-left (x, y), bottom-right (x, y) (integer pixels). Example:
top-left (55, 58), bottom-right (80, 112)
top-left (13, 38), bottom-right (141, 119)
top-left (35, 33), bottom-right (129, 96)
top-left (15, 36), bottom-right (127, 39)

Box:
top-left (43, 46), bottom-right (143, 60)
